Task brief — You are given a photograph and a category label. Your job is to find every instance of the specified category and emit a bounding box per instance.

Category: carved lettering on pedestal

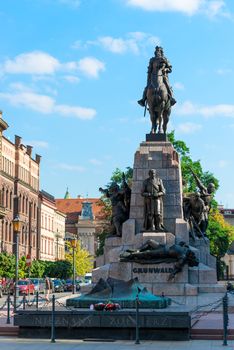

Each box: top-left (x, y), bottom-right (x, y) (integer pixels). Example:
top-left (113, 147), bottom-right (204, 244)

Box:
top-left (132, 267), bottom-right (174, 274)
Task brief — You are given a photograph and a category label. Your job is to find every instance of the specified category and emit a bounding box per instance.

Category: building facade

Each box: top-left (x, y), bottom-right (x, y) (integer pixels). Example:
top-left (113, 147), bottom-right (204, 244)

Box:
top-left (39, 190), bottom-right (66, 261)
top-left (220, 207), bottom-right (234, 278)
top-left (55, 196), bottom-right (105, 257)
top-left (0, 112), bottom-right (41, 259)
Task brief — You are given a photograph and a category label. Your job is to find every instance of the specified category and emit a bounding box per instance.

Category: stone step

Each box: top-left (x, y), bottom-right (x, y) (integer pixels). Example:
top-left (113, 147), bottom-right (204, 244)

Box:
top-left (0, 326), bottom-right (19, 337)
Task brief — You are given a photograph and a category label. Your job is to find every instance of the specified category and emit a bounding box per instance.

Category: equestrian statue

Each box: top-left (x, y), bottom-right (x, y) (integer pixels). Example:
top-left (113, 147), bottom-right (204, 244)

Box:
top-left (138, 46), bottom-right (176, 134)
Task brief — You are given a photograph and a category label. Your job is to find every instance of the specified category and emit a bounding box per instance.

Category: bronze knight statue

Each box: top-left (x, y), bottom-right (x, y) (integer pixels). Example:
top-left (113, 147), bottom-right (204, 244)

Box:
top-left (138, 46), bottom-right (176, 134)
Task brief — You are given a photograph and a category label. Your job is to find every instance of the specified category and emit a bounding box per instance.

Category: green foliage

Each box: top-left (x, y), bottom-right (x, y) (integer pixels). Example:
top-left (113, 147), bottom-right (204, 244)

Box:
top-left (0, 252), bottom-right (15, 278)
top-left (207, 209), bottom-right (234, 259)
top-left (44, 260), bottom-right (72, 279)
top-left (30, 260), bottom-right (46, 278)
top-left (19, 256), bottom-right (27, 279)
top-left (65, 241), bottom-right (93, 276)
top-left (168, 131), bottom-right (234, 262)
top-left (109, 167), bottom-right (133, 187)
top-left (168, 131), bottom-right (219, 194)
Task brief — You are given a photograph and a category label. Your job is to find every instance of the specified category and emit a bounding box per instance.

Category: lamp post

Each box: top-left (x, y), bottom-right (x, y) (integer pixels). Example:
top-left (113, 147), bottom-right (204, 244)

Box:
top-left (70, 238), bottom-right (77, 294)
top-left (12, 215), bottom-right (23, 312)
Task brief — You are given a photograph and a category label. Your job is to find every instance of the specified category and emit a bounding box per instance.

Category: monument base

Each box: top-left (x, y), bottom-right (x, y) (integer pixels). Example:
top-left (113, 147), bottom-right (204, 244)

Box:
top-left (15, 309), bottom-right (191, 341)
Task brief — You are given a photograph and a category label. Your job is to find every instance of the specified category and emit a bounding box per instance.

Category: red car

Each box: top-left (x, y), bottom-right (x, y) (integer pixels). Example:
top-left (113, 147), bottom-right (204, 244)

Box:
top-left (17, 279), bottom-right (35, 295)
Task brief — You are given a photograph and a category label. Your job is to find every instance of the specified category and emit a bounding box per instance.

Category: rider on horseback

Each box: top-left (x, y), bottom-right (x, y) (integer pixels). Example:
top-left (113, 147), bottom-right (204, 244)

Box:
top-left (138, 46), bottom-right (176, 107)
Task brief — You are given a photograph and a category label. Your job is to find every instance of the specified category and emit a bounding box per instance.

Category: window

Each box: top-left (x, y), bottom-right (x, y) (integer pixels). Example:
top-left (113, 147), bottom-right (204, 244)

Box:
top-left (1, 187), bottom-right (5, 207)
top-left (5, 222), bottom-right (8, 242)
top-left (10, 192), bottom-right (12, 210)
top-left (6, 189), bottom-right (8, 208)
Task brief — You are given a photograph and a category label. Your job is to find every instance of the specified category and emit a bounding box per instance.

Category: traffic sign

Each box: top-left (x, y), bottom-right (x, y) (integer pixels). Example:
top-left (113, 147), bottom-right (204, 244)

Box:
top-left (26, 254), bottom-right (31, 267)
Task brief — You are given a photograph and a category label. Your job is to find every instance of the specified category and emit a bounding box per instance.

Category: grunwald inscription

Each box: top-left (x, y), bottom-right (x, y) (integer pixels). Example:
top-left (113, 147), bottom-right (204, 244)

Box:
top-left (133, 267), bottom-right (173, 273)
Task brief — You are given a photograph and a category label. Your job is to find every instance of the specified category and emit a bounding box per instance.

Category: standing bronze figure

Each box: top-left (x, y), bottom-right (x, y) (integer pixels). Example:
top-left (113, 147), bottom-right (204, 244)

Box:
top-left (99, 174), bottom-right (131, 237)
top-left (183, 169), bottom-right (216, 239)
top-left (141, 169), bottom-right (165, 231)
top-left (138, 46), bottom-right (176, 134)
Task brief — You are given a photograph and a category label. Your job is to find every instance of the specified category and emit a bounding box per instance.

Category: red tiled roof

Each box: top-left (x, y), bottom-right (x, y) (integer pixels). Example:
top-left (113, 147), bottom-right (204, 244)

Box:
top-left (55, 198), bottom-right (104, 219)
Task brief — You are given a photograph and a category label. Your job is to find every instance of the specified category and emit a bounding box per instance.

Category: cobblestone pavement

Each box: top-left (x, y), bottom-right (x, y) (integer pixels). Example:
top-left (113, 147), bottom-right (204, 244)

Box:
top-left (0, 338), bottom-right (233, 350)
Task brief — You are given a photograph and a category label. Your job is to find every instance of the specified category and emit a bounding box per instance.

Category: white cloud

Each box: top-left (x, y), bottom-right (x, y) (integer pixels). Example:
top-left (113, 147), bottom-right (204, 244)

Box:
top-left (25, 140), bottom-right (49, 149)
top-left (0, 91), bottom-right (55, 113)
top-left (0, 51), bottom-right (105, 80)
top-left (0, 88), bottom-right (96, 120)
top-left (125, 0), bottom-right (229, 17)
top-left (177, 122), bottom-right (202, 134)
top-left (2, 51), bottom-right (60, 75)
top-left (176, 100), bottom-right (234, 118)
top-left (57, 162), bottom-right (85, 172)
top-left (217, 160), bottom-right (229, 168)
top-left (216, 68), bottom-right (233, 75)
top-left (75, 32), bottom-right (160, 55)
top-left (89, 158), bottom-right (103, 166)
top-left (77, 57), bottom-right (105, 78)
top-left (63, 75), bottom-right (80, 83)
top-left (98, 37), bottom-right (132, 54)
top-left (55, 104), bottom-right (95, 120)
top-left (174, 82), bottom-right (185, 90)
top-left (71, 40), bottom-right (82, 49)
top-left (175, 101), bottom-right (197, 115)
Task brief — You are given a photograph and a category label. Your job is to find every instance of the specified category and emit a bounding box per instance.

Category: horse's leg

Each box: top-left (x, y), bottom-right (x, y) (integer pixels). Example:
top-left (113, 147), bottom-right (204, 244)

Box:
top-left (163, 107), bottom-right (171, 134)
top-left (158, 103), bottom-right (165, 134)
top-left (158, 89), bottom-right (167, 134)
top-left (147, 89), bottom-right (156, 133)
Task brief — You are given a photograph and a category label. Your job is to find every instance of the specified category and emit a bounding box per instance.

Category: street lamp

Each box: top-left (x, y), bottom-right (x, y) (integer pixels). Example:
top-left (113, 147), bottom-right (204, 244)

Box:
top-left (70, 238), bottom-right (77, 294)
top-left (12, 214), bottom-right (23, 312)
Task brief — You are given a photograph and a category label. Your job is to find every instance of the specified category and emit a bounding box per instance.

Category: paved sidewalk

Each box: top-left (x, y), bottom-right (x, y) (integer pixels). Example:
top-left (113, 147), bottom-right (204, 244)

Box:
top-left (0, 338), bottom-right (233, 349)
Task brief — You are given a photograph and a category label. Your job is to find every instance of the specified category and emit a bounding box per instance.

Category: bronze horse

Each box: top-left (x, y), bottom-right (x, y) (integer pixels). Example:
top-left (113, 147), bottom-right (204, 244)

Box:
top-left (146, 62), bottom-right (171, 134)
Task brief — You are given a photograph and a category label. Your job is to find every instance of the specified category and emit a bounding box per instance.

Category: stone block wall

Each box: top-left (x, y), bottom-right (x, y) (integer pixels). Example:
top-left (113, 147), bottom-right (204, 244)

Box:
top-left (130, 141), bottom-right (183, 234)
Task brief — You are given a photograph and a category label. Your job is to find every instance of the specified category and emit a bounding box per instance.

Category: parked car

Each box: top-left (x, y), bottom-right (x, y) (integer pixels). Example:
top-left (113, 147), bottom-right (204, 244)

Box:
top-left (84, 273), bottom-right (92, 284)
top-left (17, 279), bottom-right (35, 295)
top-left (53, 279), bottom-right (65, 293)
top-left (31, 278), bottom-right (46, 294)
top-left (64, 279), bottom-right (80, 292)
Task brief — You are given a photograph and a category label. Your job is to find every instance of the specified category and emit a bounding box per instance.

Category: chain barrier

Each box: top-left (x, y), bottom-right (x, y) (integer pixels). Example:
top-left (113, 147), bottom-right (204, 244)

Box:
top-left (191, 300), bottom-right (223, 323)
top-left (0, 300), bottom-right (7, 311)
top-left (170, 298), bottom-right (187, 306)
top-left (190, 296), bottom-right (223, 315)
top-left (55, 299), bottom-right (74, 311)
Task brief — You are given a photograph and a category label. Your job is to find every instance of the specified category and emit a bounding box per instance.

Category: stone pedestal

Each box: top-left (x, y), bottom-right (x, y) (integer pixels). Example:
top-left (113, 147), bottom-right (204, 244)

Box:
top-left (130, 140), bottom-right (183, 234)
top-left (93, 137), bottom-right (225, 296)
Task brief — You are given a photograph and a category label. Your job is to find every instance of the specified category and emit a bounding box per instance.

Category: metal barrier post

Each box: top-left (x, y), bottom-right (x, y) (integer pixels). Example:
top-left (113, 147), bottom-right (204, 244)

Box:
top-left (135, 293), bottom-right (140, 344)
top-left (51, 294), bottom-right (56, 343)
top-left (36, 291), bottom-right (39, 311)
top-left (23, 295), bottom-right (26, 310)
top-left (223, 292), bottom-right (228, 346)
top-left (6, 294), bottom-right (11, 324)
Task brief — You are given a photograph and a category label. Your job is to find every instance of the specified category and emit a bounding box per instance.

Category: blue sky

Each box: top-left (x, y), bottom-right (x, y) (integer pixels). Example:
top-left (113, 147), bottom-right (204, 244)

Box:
top-left (0, 0), bottom-right (234, 207)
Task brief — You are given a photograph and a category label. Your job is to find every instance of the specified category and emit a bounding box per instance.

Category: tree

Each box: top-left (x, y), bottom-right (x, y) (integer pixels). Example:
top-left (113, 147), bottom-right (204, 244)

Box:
top-left (168, 131), bottom-right (219, 194)
top-left (30, 260), bottom-right (46, 278)
top-left (65, 241), bottom-right (93, 277)
top-left (0, 252), bottom-right (15, 278)
top-left (168, 131), bottom-right (234, 273)
top-left (44, 260), bottom-right (72, 279)
top-left (18, 256), bottom-right (27, 279)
